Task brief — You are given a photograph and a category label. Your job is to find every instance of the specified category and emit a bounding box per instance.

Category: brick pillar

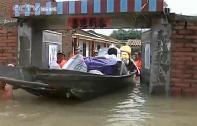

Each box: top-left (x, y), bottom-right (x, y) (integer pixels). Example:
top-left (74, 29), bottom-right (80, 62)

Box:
top-left (0, 26), bottom-right (17, 65)
top-left (171, 17), bottom-right (197, 97)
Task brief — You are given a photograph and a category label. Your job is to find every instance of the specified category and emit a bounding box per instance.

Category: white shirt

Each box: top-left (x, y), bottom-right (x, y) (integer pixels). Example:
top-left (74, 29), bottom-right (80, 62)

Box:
top-left (104, 54), bottom-right (121, 61)
top-left (49, 61), bottom-right (60, 69)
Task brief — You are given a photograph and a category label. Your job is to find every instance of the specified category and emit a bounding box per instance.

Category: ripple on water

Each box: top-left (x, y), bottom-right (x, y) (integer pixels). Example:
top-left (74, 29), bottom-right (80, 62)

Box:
top-left (0, 112), bottom-right (9, 117)
top-left (106, 85), bottom-right (152, 126)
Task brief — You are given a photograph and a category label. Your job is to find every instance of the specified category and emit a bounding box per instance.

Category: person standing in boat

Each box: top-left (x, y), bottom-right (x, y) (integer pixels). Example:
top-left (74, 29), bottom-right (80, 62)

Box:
top-left (134, 52), bottom-right (142, 76)
top-left (57, 51), bottom-right (67, 69)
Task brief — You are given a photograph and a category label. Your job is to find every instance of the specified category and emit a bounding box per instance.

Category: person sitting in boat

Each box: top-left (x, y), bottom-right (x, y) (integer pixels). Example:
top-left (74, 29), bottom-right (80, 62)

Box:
top-left (62, 47), bottom-right (87, 72)
top-left (104, 47), bottom-right (121, 62)
top-left (85, 47), bottom-right (128, 75)
top-left (119, 45), bottom-right (138, 74)
top-left (120, 46), bottom-right (130, 65)
top-left (57, 51), bottom-right (67, 69)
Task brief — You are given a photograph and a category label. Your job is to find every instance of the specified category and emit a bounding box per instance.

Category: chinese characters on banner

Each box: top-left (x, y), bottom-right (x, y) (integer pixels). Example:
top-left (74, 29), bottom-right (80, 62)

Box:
top-left (67, 17), bottom-right (112, 29)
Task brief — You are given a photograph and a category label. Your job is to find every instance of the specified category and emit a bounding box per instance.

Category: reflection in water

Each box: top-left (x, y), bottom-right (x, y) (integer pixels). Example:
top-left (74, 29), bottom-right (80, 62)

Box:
top-left (106, 83), bottom-right (150, 126)
top-left (1, 83), bottom-right (197, 126)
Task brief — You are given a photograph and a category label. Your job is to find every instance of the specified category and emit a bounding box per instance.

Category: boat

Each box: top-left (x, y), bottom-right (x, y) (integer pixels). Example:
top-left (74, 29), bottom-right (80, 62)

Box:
top-left (0, 66), bottom-right (135, 100)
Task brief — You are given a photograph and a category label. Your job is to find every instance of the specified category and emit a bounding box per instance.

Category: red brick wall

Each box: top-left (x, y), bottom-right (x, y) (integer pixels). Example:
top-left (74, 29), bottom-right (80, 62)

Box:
top-left (0, 0), bottom-right (13, 18)
top-left (171, 19), bottom-right (197, 96)
top-left (0, 26), bottom-right (17, 65)
top-left (0, 0), bottom-right (18, 65)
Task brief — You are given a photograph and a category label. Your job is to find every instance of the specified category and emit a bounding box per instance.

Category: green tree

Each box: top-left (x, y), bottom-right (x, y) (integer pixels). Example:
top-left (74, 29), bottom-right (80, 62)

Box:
top-left (110, 29), bottom-right (142, 40)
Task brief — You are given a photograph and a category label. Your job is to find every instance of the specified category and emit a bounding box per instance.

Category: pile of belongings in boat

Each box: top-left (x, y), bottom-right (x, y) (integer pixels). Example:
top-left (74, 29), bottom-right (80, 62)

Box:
top-left (49, 53), bottom-right (128, 76)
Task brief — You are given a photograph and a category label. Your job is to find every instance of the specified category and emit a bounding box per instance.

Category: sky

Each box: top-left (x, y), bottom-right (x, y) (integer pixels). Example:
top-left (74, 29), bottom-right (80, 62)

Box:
top-left (165, 0), bottom-right (197, 16)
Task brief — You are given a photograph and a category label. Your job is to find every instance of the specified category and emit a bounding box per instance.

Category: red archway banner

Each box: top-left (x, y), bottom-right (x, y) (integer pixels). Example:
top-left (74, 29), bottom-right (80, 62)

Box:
top-left (66, 16), bottom-right (112, 29)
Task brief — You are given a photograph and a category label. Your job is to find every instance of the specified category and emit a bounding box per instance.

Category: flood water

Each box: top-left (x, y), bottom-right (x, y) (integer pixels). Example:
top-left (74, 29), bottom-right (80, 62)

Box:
top-left (1, 83), bottom-right (197, 126)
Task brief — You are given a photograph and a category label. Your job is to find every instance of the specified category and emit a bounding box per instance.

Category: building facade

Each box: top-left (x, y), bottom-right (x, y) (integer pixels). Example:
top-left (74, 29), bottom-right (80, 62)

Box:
top-left (73, 30), bottom-right (118, 57)
top-left (58, 29), bottom-right (118, 58)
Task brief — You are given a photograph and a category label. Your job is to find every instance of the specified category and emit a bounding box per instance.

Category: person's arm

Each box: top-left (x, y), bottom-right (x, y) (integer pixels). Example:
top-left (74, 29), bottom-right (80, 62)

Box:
top-left (130, 59), bottom-right (140, 75)
top-left (3, 84), bottom-right (13, 99)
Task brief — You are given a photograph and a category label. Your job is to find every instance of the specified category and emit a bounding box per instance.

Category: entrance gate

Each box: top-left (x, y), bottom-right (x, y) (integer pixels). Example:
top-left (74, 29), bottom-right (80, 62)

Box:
top-left (13, 0), bottom-right (171, 95)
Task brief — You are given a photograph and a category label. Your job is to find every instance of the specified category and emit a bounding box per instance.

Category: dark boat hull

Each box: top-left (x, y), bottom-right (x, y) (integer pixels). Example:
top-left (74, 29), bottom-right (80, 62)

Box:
top-left (0, 66), bottom-right (135, 99)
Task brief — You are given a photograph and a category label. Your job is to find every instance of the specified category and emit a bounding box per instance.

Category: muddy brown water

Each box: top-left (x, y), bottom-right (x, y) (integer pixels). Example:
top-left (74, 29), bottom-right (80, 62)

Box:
top-left (0, 84), bottom-right (197, 126)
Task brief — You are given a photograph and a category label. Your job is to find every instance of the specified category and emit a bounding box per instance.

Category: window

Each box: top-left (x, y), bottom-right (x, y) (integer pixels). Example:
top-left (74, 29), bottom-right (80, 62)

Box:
top-left (97, 44), bottom-right (101, 50)
top-left (83, 43), bottom-right (86, 56)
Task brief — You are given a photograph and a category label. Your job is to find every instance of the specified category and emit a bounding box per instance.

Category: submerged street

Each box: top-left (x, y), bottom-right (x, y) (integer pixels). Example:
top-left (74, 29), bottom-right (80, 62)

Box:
top-left (1, 83), bottom-right (197, 126)
top-left (0, 0), bottom-right (197, 126)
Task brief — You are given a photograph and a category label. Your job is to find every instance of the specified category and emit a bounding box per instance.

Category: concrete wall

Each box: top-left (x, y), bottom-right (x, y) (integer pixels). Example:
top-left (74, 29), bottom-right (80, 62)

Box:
top-left (31, 21), bottom-right (43, 67)
top-left (170, 15), bottom-right (197, 96)
top-left (18, 20), bottom-right (44, 67)
top-left (143, 17), bottom-right (172, 95)
top-left (17, 17), bottom-right (67, 68)
top-left (141, 30), bottom-right (151, 87)
top-left (18, 22), bottom-right (32, 66)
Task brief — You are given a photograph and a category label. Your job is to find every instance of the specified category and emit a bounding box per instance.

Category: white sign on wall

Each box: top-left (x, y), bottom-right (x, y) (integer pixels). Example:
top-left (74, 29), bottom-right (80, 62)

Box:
top-left (145, 43), bottom-right (150, 69)
top-left (49, 44), bottom-right (58, 65)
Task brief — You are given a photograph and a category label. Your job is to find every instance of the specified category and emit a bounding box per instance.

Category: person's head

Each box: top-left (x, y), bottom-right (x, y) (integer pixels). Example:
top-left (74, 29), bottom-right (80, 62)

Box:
top-left (135, 52), bottom-right (141, 60)
top-left (57, 51), bottom-right (65, 63)
top-left (108, 48), bottom-right (117, 56)
top-left (121, 51), bottom-right (129, 60)
top-left (137, 52), bottom-right (141, 58)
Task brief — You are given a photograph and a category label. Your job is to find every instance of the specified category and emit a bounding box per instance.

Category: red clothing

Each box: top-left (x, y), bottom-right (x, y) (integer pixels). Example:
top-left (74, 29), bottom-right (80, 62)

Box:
top-left (135, 59), bottom-right (142, 71)
top-left (59, 59), bottom-right (67, 68)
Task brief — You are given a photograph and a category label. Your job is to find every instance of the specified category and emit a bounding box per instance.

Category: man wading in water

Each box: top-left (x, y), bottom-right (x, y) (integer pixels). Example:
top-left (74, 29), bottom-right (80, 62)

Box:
top-left (0, 81), bottom-right (13, 100)
top-left (0, 64), bottom-right (15, 100)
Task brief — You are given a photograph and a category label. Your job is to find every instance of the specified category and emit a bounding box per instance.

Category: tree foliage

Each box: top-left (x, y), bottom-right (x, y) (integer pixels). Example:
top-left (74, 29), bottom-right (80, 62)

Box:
top-left (110, 29), bottom-right (142, 40)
